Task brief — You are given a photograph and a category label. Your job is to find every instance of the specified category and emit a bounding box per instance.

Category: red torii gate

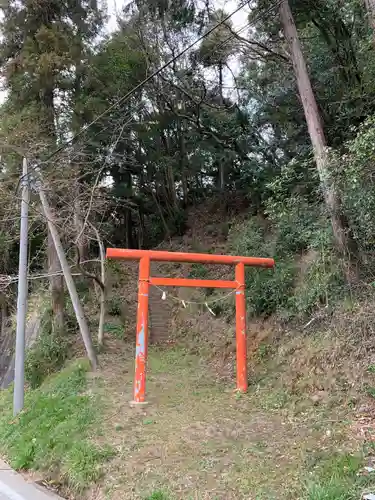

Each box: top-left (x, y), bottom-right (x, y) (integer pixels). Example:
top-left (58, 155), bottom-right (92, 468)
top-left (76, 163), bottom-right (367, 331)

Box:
top-left (106, 248), bottom-right (275, 405)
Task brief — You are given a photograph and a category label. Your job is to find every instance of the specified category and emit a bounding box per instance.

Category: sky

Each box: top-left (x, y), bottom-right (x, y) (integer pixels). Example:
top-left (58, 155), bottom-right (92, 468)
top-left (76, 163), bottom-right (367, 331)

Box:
top-left (107, 0), bottom-right (250, 32)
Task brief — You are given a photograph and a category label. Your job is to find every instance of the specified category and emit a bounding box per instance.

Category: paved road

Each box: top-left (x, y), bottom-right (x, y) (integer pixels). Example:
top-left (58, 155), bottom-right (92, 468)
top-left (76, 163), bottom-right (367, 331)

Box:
top-left (0, 462), bottom-right (63, 500)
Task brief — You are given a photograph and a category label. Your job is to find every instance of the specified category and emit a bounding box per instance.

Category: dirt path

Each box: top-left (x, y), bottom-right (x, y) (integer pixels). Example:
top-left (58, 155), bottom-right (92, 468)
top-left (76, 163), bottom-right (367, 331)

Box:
top-left (86, 340), bottom-right (359, 500)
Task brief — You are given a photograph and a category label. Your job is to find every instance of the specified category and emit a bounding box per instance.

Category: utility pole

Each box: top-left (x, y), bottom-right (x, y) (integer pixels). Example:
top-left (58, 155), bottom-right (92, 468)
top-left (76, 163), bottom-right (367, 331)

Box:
top-left (13, 158), bottom-right (29, 416)
top-left (37, 184), bottom-right (98, 370)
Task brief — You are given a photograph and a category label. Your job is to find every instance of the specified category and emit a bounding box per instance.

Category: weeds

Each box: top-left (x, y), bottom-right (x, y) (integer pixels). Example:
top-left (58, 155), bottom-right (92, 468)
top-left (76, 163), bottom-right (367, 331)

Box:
top-left (25, 314), bottom-right (70, 388)
top-left (107, 296), bottom-right (122, 316)
top-left (144, 491), bottom-right (170, 500)
top-left (104, 322), bottom-right (124, 339)
top-left (0, 360), bottom-right (115, 493)
top-left (304, 452), bottom-right (371, 500)
top-left (189, 263), bottom-right (208, 279)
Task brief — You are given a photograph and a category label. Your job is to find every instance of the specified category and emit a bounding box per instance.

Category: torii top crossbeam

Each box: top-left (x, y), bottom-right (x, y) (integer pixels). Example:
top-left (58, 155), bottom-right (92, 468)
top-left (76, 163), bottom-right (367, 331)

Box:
top-left (106, 248), bottom-right (274, 267)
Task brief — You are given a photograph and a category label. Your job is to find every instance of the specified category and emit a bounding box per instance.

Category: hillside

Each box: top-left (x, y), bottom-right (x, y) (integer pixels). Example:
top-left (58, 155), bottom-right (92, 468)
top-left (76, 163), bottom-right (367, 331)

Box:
top-left (1, 200), bottom-right (375, 499)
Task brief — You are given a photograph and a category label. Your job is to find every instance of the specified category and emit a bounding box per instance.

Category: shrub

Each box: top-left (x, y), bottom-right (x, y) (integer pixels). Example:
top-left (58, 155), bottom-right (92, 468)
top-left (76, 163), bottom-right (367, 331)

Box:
top-left (289, 249), bottom-right (345, 317)
top-left (230, 193), bottom-right (344, 318)
top-left (230, 218), bottom-right (296, 316)
top-left (333, 116), bottom-right (375, 259)
top-left (25, 313), bottom-right (70, 388)
top-left (107, 295), bottom-right (122, 316)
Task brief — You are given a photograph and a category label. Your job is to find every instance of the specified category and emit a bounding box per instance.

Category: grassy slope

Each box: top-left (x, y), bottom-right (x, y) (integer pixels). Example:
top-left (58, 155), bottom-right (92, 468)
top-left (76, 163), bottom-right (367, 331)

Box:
top-left (85, 336), bottom-right (375, 500)
top-left (0, 359), bottom-right (115, 495)
top-left (3, 203), bottom-right (375, 499)
top-left (1, 319), bottom-right (375, 499)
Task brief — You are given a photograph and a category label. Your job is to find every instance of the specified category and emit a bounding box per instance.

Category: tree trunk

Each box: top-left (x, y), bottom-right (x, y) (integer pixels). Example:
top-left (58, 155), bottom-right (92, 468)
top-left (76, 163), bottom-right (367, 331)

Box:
top-left (178, 123), bottom-right (188, 205)
top-left (92, 226), bottom-right (106, 349)
top-left (365, 0), bottom-right (375, 30)
top-left (40, 87), bottom-right (65, 333)
top-left (74, 190), bottom-right (89, 261)
top-left (218, 61), bottom-right (225, 193)
top-left (218, 61), bottom-right (224, 105)
top-left (39, 183), bottom-right (98, 369)
top-left (279, 0), bottom-right (358, 273)
top-left (161, 129), bottom-right (178, 210)
top-left (48, 228), bottom-right (65, 335)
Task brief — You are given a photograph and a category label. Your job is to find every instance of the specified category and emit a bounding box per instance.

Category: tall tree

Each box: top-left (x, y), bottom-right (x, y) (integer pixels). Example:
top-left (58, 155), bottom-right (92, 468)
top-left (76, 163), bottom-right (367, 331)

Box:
top-left (0, 0), bottom-right (104, 333)
top-left (279, 0), bottom-right (358, 272)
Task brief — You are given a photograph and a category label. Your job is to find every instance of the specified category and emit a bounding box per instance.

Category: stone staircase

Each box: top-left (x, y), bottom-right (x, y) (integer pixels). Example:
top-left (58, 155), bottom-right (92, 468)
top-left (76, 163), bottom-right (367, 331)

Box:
top-left (149, 262), bottom-right (174, 344)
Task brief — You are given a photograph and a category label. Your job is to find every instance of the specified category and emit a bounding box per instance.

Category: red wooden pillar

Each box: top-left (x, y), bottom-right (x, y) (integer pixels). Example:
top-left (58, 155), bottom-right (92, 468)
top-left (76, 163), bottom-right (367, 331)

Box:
top-left (235, 262), bottom-right (247, 392)
top-left (132, 256), bottom-right (150, 405)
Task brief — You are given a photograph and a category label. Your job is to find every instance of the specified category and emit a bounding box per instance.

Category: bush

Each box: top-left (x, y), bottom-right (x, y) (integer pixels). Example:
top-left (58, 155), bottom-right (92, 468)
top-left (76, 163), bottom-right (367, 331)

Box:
top-left (270, 198), bottom-right (326, 256)
top-left (25, 313), bottom-right (70, 388)
top-left (333, 116), bottom-right (375, 258)
top-left (230, 218), bottom-right (296, 316)
top-left (290, 250), bottom-right (345, 317)
top-left (230, 192), bottom-right (345, 318)
top-left (107, 295), bottom-right (122, 316)
top-left (246, 261), bottom-right (296, 316)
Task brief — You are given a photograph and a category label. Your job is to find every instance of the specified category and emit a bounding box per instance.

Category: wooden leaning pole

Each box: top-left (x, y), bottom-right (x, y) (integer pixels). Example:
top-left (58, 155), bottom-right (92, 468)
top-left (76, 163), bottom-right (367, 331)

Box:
top-left (106, 248), bottom-right (275, 406)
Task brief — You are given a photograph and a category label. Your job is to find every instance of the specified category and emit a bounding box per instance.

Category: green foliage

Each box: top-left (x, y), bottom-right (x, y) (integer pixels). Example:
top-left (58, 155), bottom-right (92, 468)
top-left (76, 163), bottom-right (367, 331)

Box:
top-left (256, 343), bottom-right (272, 361)
top-left (25, 314), bottom-right (70, 389)
top-left (104, 322), bottom-right (124, 340)
top-left (189, 263), bottom-right (208, 279)
top-left (144, 491), bottom-right (170, 500)
top-left (63, 442), bottom-right (114, 491)
top-left (230, 190), bottom-right (345, 318)
top-left (0, 362), bottom-right (114, 493)
top-left (107, 296), bottom-right (122, 316)
top-left (366, 385), bottom-right (375, 399)
top-left (333, 116), bottom-right (375, 258)
top-left (1, 0), bottom-right (375, 331)
top-left (246, 261), bottom-right (296, 317)
top-left (270, 199), bottom-right (325, 256)
top-left (230, 218), bottom-right (296, 316)
top-left (304, 453), bottom-right (368, 500)
top-left (170, 209), bottom-right (188, 236)
top-left (289, 250), bottom-right (344, 316)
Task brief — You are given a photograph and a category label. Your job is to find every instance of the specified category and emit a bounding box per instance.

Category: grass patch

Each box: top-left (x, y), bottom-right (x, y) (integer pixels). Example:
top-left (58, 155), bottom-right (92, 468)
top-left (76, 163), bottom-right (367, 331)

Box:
top-left (104, 322), bottom-right (124, 340)
top-left (78, 339), bottom-right (372, 499)
top-left (0, 360), bottom-right (115, 493)
top-left (148, 347), bottom-right (198, 374)
top-left (144, 491), bottom-right (170, 500)
top-left (304, 452), bottom-right (373, 500)
top-left (25, 327), bottom-right (70, 388)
